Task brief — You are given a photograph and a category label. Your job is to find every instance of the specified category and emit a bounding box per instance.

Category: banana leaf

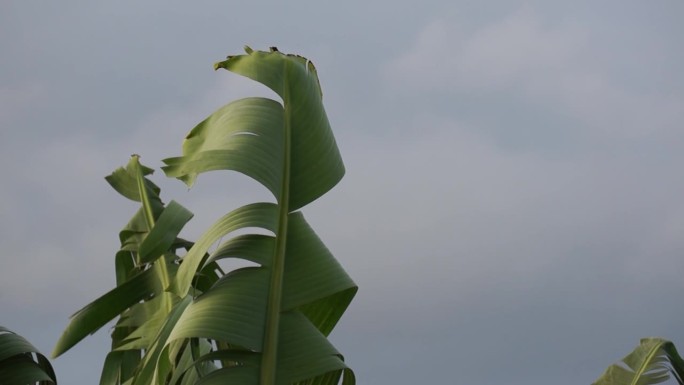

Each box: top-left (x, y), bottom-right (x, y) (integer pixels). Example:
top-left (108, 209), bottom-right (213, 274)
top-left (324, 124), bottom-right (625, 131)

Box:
top-left (0, 325), bottom-right (57, 384)
top-left (160, 47), bottom-right (356, 385)
top-left (53, 157), bottom-right (218, 385)
top-left (593, 338), bottom-right (684, 385)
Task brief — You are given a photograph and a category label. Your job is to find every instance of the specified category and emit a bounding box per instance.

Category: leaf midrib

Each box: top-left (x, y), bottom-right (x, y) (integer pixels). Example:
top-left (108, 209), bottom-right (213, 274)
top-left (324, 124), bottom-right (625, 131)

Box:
top-left (631, 342), bottom-right (666, 385)
top-left (261, 58), bottom-right (292, 385)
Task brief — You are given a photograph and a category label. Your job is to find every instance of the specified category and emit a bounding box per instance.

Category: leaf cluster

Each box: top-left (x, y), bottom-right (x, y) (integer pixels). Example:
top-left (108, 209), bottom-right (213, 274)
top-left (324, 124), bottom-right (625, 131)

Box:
top-left (50, 47), bottom-right (357, 385)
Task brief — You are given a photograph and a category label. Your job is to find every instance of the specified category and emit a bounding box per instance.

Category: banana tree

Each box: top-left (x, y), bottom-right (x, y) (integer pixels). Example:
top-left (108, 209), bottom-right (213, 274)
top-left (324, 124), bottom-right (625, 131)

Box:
top-left (158, 46), bottom-right (357, 384)
top-left (1, 326), bottom-right (57, 384)
top-left (593, 338), bottom-right (684, 385)
top-left (53, 47), bottom-right (357, 385)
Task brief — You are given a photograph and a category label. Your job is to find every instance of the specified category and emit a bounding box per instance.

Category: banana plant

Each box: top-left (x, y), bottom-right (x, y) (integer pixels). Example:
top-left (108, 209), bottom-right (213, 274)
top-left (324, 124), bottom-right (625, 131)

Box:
top-left (157, 46), bottom-right (357, 384)
top-left (593, 338), bottom-right (684, 385)
top-left (52, 157), bottom-right (221, 385)
top-left (0, 325), bottom-right (57, 384)
top-left (52, 47), bottom-right (356, 385)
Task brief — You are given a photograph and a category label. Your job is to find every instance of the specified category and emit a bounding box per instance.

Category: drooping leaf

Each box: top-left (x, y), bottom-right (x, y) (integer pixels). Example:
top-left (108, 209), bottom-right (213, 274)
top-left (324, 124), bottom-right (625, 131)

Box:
top-left (52, 268), bottom-right (162, 357)
top-left (162, 47), bottom-right (344, 211)
top-left (0, 326), bottom-right (57, 384)
top-left (163, 98), bottom-right (285, 199)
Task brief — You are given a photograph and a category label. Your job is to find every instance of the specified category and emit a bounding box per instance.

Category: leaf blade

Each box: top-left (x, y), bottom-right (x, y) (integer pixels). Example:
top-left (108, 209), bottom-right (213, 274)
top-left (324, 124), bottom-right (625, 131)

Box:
top-left (593, 338), bottom-right (684, 385)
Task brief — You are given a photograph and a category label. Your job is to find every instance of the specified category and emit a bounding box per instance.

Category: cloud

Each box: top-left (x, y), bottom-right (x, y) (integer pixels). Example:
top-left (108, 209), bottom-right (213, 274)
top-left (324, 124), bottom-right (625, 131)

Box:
top-left (321, 114), bottom-right (684, 384)
top-left (386, 6), bottom-right (584, 90)
top-left (310, 114), bottom-right (684, 313)
top-left (385, 5), bottom-right (684, 138)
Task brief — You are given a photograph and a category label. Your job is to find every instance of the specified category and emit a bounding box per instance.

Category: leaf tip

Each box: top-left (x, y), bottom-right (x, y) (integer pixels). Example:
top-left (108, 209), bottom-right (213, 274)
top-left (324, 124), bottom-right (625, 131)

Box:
top-left (50, 340), bottom-right (65, 359)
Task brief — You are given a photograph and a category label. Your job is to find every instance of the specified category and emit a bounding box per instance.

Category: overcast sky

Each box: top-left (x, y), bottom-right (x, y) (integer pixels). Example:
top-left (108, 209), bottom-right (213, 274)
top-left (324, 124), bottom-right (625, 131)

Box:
top-left (2, 1), bottom-right (684, 384)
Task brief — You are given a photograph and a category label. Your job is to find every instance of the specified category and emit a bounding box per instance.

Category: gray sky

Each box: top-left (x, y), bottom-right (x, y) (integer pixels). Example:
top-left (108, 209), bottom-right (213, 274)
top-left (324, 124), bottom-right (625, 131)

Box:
top-left (2, 1), bottom-right (684, 384)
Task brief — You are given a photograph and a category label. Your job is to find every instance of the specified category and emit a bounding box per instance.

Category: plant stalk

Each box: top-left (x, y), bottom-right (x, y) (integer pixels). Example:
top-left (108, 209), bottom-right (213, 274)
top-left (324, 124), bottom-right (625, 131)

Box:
top-left (132, 155), bottom-right (173, 314)
top-left (260, 69), bottom-right (292, 385)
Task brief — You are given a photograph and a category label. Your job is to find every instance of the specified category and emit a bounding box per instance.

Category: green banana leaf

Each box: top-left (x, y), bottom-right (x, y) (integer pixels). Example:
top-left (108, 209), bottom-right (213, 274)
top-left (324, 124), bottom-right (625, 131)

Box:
top-left (160, 47), bottom-right (357, 385)
top-left (0, 326), bottom-right (57, 384)
top-left (53, 157), bottom-right (219, 385)
top-left (593, 338), bottom-right (684, 385)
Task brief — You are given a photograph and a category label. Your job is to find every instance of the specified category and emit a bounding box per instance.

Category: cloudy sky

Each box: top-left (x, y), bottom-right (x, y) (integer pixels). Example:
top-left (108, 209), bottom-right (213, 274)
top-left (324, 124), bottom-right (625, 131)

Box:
top-left (2, 1), bottom-right (684, 384)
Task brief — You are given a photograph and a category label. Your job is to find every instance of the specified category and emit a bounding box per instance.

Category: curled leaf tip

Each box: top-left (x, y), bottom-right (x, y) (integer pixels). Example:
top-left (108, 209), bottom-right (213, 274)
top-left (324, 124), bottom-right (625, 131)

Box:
top-left (243, 45), bottom-right (253, 54)
top-left (213, 61), bottom-right (221, 71)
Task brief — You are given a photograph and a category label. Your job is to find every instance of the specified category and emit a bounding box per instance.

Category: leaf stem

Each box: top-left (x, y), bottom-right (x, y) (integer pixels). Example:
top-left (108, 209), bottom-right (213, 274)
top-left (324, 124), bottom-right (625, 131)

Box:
top-left (132, 155), bottom-right (172, 313)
